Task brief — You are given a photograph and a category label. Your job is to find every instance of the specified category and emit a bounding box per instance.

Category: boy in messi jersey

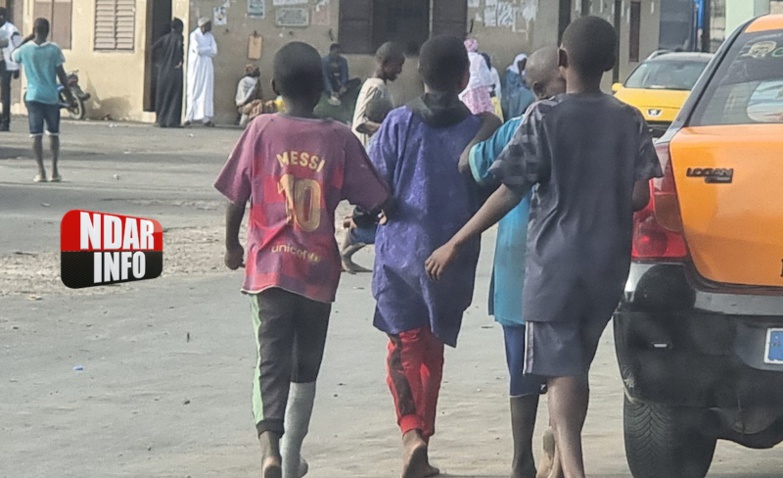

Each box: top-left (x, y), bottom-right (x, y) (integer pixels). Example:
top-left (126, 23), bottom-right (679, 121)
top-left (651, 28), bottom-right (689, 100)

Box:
top-left (215, 41), bottom-right (391, 478)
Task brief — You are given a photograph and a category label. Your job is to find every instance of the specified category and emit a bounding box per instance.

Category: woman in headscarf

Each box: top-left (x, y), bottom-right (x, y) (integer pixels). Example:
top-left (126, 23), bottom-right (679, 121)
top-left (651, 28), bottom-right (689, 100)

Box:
top-left (501, 52), bottom-right (536, 119)
top-left (458, 38), bottom-right (495, 115)
top-left (152, 18), bottom-right (185, 127)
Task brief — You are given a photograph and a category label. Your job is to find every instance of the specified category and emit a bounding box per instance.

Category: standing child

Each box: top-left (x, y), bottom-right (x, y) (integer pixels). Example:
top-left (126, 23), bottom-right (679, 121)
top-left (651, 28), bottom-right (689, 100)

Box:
top-left (369, 35), bottom-right (492, 478)
top-left (12, 18), bottom-right (74, 182)
top-left (351, 42), bottom-right (405, 147)
top-left (461, 46), bottom-right (566, 478)
top-left (214, 41), bottom-right (391, 478)
top-left (426, 17), bottom-right (662, 478)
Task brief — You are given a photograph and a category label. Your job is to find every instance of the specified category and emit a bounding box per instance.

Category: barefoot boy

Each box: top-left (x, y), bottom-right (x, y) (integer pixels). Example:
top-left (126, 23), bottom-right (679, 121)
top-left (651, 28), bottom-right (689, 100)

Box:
top-left (426, 17), bottom-right (662, 478)
top-left (461, 46), bottom-right (566, 478)
top-left (214, 41), bottom-right (390, 478)
top-left (368, 35), bottom-right (487, 478)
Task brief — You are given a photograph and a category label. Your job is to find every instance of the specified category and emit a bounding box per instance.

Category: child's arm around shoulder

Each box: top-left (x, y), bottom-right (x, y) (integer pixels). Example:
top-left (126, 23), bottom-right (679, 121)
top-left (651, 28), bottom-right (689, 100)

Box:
top-left (458, 112), bottom-right (503, 174)
top-left (426, 102), bottom-right (553, 280)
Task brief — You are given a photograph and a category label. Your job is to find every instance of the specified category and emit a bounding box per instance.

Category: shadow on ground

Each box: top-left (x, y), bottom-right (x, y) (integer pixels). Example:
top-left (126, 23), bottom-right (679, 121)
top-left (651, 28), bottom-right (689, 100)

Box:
top-left (0, 147), bottom-right (30, 160)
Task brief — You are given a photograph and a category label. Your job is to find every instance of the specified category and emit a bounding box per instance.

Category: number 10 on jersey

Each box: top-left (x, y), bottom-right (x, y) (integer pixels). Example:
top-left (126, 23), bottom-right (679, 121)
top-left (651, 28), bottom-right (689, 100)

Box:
top-left (277, 174), bottom-right (323, 232)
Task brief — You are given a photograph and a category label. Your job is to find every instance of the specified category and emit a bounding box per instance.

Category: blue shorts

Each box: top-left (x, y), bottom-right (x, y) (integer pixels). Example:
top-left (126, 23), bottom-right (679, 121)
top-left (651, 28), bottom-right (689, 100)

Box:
top-left (503, 324), bottom-right (546, 397)
top-left (26, 101), bottom-right (60, 136)
top-left (349, 224), bottom-right (377, 245)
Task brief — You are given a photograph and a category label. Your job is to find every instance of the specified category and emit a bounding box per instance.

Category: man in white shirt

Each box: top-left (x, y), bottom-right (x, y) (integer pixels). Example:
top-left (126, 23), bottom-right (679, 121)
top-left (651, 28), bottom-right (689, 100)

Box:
top-left (0, 7), bottom-right (22, 132)
top-left (184, 17), bottom-right (217, 127)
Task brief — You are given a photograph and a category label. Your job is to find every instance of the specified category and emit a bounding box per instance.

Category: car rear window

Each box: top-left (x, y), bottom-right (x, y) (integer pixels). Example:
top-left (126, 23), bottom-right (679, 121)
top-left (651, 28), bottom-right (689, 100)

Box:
top-left (692, 29), bottom-right (783, 126)
top-left (624, 59), bottom-right (709, 90)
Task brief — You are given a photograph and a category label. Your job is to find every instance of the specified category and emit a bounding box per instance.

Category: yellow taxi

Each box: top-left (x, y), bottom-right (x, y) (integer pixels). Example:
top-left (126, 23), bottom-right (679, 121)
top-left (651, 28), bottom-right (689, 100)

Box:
top-left (612, 51), bottom-right (713, 137)
top-left (614, 14), bottom-right (783, 478)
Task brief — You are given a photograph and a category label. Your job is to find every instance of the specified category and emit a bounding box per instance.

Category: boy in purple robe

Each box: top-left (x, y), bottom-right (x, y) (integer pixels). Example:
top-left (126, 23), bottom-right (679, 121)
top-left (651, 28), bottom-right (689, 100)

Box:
top-left (368, 35), bottom-right (499, 478)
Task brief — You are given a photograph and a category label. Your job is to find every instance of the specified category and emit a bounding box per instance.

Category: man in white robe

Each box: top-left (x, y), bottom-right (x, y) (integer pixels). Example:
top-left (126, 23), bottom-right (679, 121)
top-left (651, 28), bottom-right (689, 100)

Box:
top-left (184, 18), bottom-right (217, 127)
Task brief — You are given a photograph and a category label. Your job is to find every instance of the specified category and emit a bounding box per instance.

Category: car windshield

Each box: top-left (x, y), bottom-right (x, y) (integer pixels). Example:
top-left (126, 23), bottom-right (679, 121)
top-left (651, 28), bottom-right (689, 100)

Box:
top-left (692, 29), bottom-right (783, 126)
top-left (624, 59), bottom-right (709, 91)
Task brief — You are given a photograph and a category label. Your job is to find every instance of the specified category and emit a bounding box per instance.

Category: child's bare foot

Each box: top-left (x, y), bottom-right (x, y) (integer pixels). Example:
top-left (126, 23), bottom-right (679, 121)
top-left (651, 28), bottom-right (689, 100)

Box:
top-left (421, 446), bottom-right (440, 476)
top-left (340, 243), bottom-right (370, 274)
top-left (259, 431), bottom-right (282, 478)
top-left (424, 463), bottom-right (440, 477)
top-left (298, 457), bottom-right (309, 478)
top-left (401, 430), bottom-right (429, 478)
top-left (341, 256), bottom-right (371, 274)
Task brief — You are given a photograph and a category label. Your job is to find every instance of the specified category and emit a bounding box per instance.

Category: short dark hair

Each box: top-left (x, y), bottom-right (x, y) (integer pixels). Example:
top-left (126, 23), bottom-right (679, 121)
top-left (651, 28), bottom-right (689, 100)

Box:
top-left (274, 41), bottom-right (324, 98)
top-left (330, 43), bottom-right (341, 52)
top-left (34, 17), bottom-right (50, 36)
top-left (365, 98), bottom-right (393, 123)
top-left (375, 42), bottom-right (405, 64)
top-left (418, 35), bottom-right (469, 92)
top-left (561, 16), bottom-right (617, 77)
top-left (0, 7), bottom-right (7, 18)
top-left (171, 18), bottom-right (184, 32)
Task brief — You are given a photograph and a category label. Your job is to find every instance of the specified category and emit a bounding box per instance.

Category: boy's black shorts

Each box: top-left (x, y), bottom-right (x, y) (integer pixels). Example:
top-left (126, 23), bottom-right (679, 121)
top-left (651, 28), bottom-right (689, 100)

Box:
top-left (523, 314), bottom-right (612, 378)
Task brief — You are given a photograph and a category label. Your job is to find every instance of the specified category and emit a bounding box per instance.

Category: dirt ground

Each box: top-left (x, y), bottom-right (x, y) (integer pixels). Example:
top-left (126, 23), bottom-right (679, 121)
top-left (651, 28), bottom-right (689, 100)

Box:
top-left (1, 121), bottom-right (781, 477)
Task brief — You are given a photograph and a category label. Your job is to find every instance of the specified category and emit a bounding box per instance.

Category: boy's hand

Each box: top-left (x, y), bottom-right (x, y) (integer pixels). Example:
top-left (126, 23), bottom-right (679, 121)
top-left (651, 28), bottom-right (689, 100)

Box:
top-left (225, 244), bottom-right (245, 270)
top-left (425, 242), bottom-right (459, 281)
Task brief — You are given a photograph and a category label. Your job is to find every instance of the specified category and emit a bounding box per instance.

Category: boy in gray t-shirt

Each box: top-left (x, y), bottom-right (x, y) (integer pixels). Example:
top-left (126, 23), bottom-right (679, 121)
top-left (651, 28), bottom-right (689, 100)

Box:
top-left (426, 16), bottom-right (662, 478)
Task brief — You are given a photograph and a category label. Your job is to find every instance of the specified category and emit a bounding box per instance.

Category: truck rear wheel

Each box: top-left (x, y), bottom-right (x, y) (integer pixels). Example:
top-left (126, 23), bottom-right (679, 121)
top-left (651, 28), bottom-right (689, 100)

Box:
top-left (624, 396), bottom-right (716, 478)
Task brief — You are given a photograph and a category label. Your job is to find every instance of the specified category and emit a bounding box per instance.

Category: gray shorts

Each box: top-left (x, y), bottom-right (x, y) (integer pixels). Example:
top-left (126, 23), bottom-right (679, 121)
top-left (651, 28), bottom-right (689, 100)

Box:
top-left (523, 315), bottom-right (612, 378)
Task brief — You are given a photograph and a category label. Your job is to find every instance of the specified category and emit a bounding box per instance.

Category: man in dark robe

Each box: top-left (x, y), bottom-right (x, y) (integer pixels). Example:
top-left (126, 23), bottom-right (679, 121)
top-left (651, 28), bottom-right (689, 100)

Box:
top-left (152, 18), bottom-right (184, 128)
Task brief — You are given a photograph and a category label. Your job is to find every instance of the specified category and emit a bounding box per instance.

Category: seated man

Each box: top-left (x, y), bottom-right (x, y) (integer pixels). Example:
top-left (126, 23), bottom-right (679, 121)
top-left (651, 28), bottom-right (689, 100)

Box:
top-left (235, 64), bottom-right (263, 126)
top-left (321, 43), bottom-right (360, 105)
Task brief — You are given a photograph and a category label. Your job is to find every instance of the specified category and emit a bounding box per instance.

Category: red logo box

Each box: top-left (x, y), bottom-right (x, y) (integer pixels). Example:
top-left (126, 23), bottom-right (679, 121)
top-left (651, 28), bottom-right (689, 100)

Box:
top-left (61, 210), bottom-right (163, 289)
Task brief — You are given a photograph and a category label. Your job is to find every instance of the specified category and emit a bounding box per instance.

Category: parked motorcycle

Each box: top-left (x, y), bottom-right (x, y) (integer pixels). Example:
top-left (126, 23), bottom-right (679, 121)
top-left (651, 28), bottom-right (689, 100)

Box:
top-left (57, 70), bottom-right (90, 120)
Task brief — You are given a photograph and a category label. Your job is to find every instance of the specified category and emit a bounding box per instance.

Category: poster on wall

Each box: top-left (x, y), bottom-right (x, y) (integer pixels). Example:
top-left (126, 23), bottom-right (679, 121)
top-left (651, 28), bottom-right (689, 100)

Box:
top-left (312, 0), bottom-right (330, 25)
top-left (273, 0), bottom-right (307, 5)
top-left (248, 34), bottom-right (263, 60)
top-left (497, 2), bottom-right (516, 30)
top-left (275, 7), bottom-right (310, 27)
top-left (213, 6), bottom-right (228, 25)
top-left (484, 7), bottom-right (497, 27)
top-left (248, 0), bottom-right (266, 18)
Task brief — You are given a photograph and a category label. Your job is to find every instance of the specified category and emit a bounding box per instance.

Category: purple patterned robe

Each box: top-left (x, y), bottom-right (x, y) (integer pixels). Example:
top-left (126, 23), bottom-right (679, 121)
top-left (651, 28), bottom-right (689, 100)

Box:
top-left (369, 93), bottom-right (483, 347)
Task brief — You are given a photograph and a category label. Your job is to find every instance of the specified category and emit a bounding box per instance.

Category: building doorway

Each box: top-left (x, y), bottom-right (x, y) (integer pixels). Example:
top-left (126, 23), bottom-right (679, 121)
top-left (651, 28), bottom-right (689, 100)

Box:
top-left (143, 0), bottom-right (173, 112)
